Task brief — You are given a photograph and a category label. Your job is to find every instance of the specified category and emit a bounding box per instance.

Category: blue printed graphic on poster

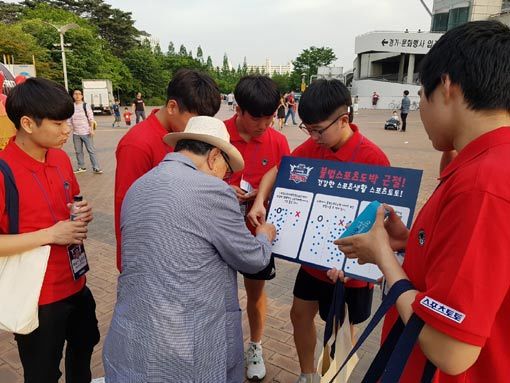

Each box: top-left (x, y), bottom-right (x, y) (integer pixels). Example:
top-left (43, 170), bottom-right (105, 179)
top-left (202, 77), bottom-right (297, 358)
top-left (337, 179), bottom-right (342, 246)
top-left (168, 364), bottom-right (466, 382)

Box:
top-left (267, 156), bottom-right (422, 283)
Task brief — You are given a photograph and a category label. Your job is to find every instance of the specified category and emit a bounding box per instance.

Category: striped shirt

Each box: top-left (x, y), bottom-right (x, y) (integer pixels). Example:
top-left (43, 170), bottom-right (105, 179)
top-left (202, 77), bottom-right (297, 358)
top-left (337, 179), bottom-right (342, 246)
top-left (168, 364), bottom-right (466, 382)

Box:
top-left (103, 153), bottom-right (272, 382)
top-left (68, 102), bottom-right (93, 135)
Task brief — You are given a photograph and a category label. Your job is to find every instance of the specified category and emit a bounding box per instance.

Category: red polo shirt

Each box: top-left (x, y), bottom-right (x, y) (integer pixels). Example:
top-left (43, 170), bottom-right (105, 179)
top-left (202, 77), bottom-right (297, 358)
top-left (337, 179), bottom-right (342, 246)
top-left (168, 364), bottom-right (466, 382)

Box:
top-left (224, 115), bottom-right (290, 190)
top-left (382, 127), bottom-right (510, 382)
top-left (291, 124), bottom-right (390, 287)
top-left (115, 111), bottom-right (173, 271)
top-left (0, 140), bottom-right (84, 305)
top-left (224, 115), bottom-right (291, 233)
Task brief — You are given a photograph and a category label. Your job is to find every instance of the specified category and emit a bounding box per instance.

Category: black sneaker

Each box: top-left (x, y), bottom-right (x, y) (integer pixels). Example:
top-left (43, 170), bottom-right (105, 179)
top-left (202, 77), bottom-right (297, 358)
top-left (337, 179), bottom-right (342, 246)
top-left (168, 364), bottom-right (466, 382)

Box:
top-left (74, 168), bottom-right (86, 174)
top-left (93, 168), bottom-right (103, 174)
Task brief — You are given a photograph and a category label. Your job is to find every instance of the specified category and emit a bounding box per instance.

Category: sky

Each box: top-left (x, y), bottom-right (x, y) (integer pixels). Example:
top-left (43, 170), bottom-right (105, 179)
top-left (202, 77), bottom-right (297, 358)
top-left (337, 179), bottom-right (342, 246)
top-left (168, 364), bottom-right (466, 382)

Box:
top-left (10, 0), bottom-right (435, 70)
top-left (102, 0), bottom-right (434, 70)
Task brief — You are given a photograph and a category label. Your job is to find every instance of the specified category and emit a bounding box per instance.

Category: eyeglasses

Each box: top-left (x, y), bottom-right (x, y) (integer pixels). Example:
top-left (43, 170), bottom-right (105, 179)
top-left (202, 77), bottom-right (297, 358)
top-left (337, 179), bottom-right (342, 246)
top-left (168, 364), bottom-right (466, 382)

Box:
top-left (221, 151), bottom-right (233, 180)
top-left (299, 112), bottom-right (348, 136)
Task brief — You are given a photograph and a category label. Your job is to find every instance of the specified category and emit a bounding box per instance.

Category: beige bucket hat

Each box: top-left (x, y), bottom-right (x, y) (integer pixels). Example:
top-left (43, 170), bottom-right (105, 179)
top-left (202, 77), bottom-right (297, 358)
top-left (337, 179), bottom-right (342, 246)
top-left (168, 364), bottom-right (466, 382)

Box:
top-left (163, 116), bottom-right (244, 172)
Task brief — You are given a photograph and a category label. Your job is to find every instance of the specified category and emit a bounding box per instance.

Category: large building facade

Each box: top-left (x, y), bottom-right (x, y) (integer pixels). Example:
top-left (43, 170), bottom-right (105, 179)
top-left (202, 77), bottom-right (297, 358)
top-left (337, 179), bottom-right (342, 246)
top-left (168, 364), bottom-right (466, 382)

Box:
top-left (432, 0), bottom-right (510, 32)
top-left (351, 30), bottom-right (441, 109)
top-left (246, 58), bottom-right (293, 76)
top-left (351, 0), bottom-right (509, 109)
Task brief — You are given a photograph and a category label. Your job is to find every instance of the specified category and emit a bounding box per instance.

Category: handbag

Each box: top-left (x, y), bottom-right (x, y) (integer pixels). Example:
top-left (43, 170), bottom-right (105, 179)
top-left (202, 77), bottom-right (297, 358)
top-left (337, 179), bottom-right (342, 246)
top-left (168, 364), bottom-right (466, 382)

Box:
top-left (316, 293), bottom-right (358, 382)
top-left (0, 159), bottom-right (51, 334)
top-left (325, 279), bottom-right (437, 383)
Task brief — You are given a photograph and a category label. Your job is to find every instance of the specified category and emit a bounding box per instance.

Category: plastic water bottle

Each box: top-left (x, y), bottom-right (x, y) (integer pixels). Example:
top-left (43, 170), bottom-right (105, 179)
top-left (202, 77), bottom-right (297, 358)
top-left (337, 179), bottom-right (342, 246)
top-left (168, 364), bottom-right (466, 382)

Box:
top-left (70, 195), bottom-right (83, 221)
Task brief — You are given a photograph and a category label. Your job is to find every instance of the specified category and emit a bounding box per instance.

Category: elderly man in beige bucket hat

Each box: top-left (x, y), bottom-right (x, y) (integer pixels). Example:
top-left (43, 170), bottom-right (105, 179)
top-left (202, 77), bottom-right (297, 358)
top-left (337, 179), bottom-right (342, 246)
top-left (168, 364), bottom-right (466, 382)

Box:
top-left (103, 116), bottom-right (276, 383)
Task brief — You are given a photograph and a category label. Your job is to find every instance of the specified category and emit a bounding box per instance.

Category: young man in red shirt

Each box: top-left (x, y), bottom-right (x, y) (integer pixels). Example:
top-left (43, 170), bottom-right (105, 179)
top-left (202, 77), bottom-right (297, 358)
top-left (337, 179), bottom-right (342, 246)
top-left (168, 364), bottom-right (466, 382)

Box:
top-left (115, 69), bottom-right (220, 271)
top-left (223, 75), bottom-right (290, 381)
top-left (249, 79), bottom-right (389, 383)
top-left (335, 21), bottom-right (510, 382)
top-left (1, 78), bottom-right (99, 382)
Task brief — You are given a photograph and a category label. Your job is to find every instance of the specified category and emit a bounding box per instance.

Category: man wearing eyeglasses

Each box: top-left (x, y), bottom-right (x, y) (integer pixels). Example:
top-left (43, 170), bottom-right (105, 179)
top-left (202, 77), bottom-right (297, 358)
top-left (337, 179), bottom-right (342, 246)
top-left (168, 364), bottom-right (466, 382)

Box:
top-left (223, 75), bottom-right (291, 381)
top-left (249, 79), bottom-right (390, 383)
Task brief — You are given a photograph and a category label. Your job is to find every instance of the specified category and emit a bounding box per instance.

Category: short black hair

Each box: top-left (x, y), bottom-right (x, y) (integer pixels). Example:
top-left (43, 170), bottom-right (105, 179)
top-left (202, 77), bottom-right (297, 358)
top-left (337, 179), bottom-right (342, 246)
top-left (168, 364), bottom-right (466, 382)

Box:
top-left (234, 75), bottom-right (280, 117)
top-left (298, 79), bottom-right (352, 124)
top-left (167, 69), bottom-right (220, 116)
top-left (403, 90), bottom-right (409, 96)
top-left (174, 139), bottom-right (213, 155)
top-left (420, 20), bottom-right (510, 110)
top-left (6, 77), bottom-right (74, 130)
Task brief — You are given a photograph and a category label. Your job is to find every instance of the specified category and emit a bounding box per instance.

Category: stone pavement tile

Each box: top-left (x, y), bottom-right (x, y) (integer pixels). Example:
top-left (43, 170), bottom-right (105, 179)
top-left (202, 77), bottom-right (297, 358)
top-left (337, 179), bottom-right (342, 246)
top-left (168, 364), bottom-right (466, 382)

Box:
top-left (268, 353), bottom-right (301, 374)
top-left (264, 325), bottom-right (293, 344)
top-left (264, 338), bottom-right (298, 359)
top-left (273, 368), bottom-right (300, 383)
top-left (0, 364), bottom-right (22, 383)
top-left (0, 347), bottom-right (22, 370)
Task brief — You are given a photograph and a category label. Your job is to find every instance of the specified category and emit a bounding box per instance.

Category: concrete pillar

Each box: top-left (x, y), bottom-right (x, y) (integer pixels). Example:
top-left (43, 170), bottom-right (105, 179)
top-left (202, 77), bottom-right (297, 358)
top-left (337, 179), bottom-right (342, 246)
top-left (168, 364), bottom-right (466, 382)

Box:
top-left (398, 54), bottom-right (405, 83)
top-left (407, 54), bottom-right (415, 84)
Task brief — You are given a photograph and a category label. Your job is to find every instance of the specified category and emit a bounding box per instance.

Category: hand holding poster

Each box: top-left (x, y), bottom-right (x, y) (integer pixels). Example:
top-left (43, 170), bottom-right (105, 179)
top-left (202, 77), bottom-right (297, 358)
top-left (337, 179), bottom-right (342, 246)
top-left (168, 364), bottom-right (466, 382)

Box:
top-left (267, 156), bottom-right (422, 282)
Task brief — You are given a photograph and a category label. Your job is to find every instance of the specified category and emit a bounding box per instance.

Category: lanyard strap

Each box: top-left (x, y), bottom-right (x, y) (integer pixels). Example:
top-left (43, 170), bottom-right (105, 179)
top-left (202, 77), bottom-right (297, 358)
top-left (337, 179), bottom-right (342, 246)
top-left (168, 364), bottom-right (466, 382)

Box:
top-left (380, 313), bottom-right (430, 382)
top-left (0, 159), bottom-right (19, 234)
top-left (349, 136), bottom-right (364, 162)
top-left (323, 281), bottom-right (346, 359)
top-left (31, 172), bottom-right (59, 224)
top-left (327, 279), bottom-right (415, 383)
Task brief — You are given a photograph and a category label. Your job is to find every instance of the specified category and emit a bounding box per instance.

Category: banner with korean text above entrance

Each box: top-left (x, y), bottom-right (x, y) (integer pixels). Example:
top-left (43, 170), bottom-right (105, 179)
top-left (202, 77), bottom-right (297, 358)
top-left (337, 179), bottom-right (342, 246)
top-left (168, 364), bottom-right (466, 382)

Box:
top-left (267, 156), bottom-right (422, 283)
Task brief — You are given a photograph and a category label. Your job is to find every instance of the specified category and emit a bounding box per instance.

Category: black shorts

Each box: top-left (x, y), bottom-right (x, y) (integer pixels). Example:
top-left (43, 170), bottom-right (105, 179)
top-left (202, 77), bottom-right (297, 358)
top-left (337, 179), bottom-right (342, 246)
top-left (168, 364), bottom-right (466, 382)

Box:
top-left (293, 268), bottom-right (373, 324)
top-left (241, 255), bottom-right (276, 280)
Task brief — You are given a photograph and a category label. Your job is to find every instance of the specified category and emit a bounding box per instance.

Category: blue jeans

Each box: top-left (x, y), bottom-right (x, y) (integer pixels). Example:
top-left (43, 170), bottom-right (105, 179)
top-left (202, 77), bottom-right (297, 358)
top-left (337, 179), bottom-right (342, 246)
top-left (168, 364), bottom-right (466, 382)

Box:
top-left (73, 134), bottom-right (100, 170)
top-left (284, 108), bottom-right (297, 124)
top-left (135, 110), bottom-right (146, 124)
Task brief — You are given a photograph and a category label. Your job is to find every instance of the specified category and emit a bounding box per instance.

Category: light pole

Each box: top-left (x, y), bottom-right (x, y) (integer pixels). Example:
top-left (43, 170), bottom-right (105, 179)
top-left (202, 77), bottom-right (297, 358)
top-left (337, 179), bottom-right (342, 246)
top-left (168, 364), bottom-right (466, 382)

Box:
top-left (46, 22), bottom-right (79, 91)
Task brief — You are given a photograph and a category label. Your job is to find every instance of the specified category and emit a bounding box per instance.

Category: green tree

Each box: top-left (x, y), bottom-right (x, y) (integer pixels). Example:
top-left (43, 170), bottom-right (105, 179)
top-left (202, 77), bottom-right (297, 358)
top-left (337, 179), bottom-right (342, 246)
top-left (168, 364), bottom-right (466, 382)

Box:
top-left (167, 41), bottom-right (175, 55)
top-left (23, 0), bottom-right (142, 57)
top-left (0, 1), bottom-right (24, 24)
top-left (206, 55), bottom-right (213, 69)
top-left (222, 53), bottom-right (229, 73)
top-left (196, 45), bottom-right (203, 63)
top-left (242, 56), bottom-right (248, 75)
top-left (0, 22), bottom-right (57, 79)
top-left (123, 42), bottom-right (169, 100)
top-left (271, 73), bottom-right (291, 94)
top-left (178, 44), bottom-right (187, 56)
top-left (290, 46), bottom-right (336, 90)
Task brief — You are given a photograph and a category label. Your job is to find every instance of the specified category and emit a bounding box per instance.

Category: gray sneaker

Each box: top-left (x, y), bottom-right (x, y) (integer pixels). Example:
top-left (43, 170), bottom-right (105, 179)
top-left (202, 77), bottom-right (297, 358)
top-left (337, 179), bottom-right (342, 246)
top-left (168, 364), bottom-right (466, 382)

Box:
top-left (296, 373), bottom-right (321, 383)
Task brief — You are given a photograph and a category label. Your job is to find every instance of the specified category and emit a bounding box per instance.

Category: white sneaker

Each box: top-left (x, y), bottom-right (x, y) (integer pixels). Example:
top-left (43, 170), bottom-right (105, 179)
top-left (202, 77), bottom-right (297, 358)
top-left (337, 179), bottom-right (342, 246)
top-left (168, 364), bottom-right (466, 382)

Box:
top-left (245, 342), bottom-right (266, 381)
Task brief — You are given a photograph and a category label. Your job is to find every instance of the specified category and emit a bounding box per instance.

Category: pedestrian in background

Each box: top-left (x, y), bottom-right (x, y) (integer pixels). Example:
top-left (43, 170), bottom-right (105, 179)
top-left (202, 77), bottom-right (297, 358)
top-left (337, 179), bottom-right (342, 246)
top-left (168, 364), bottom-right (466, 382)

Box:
top-left (131, 92), bottom-right (146, 124)
top-left (111, 99), bottom-right (121, 128)
top-left (68, 88), bottom-right (103, 174)
top-left (400, 90), bottom-right (411, 132)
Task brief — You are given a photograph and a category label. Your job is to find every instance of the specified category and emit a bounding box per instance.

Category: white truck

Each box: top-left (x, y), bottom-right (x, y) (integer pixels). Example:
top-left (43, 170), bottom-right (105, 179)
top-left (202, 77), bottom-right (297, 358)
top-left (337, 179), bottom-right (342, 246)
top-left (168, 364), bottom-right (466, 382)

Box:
top-left (82, 79), bottom-right (114, 115)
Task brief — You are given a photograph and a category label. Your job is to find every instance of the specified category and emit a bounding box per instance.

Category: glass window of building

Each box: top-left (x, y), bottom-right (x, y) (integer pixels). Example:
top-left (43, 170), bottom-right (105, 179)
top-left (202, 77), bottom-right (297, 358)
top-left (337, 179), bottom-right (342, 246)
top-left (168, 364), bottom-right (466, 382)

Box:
top-left (432, 12), bottom-right (449, 32)
top-left (448, 7), bottom-right (470, 30)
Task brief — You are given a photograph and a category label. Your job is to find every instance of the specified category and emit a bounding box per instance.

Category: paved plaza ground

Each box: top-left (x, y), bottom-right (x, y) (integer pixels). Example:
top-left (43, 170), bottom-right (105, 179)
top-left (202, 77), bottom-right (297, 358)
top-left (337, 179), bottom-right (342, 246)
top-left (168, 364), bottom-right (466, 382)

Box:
top-left (0, 104), bottom-right (442, 382)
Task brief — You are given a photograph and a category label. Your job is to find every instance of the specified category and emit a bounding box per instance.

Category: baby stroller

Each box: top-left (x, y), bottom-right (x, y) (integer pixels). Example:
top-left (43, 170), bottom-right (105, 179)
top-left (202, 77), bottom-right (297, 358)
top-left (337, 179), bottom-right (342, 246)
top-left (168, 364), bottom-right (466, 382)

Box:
top-left (384, 115), bottom-right (401, 130)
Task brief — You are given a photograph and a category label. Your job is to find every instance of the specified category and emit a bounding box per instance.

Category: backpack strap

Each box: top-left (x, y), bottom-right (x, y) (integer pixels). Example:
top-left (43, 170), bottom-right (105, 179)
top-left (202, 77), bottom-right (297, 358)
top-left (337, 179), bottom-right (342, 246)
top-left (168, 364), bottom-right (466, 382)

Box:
top-left (82, 102), bottom-right (90, 120)
top-left (380, 313), bottom-right (434, 383)
top-left (0, 159), bottom-right (19, 234)
top-left (327, 279), bottom-right (415, 383)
